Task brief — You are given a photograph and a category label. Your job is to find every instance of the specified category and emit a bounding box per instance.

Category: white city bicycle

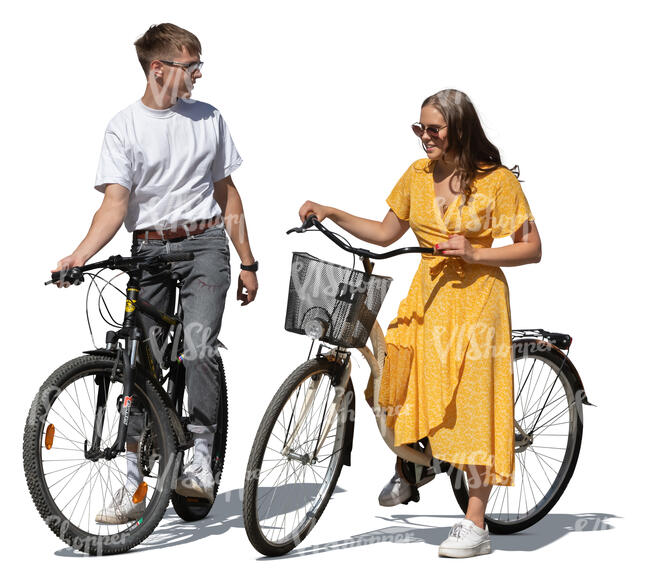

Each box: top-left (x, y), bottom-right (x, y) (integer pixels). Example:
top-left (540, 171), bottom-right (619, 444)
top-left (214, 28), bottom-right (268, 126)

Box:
top-left (242, 214), bottom-right (592, 556)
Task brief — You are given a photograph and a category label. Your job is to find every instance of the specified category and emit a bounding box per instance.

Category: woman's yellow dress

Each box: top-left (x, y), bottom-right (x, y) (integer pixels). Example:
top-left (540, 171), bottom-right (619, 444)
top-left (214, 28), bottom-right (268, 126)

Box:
top-left (378, 159), bottom-right (535, 486)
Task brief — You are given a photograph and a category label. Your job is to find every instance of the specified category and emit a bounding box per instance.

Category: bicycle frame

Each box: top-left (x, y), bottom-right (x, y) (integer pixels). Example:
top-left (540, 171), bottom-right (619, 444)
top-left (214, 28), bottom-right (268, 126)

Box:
top-left (360, 324), bottom-right (434, 466)
top-left (358, 255), bottom-right (434, 466)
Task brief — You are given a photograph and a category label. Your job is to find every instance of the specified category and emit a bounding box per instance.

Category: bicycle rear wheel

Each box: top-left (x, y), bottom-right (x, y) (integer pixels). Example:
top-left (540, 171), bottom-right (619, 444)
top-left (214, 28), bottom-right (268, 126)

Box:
top-left (243, 357), bottom-right (353, 556)
top-left (450, 340), bottom-right (583, 533)
top-left (23, 354), bottom-right (176, 555)
top-left (171, 355), bottom-right (228, 521)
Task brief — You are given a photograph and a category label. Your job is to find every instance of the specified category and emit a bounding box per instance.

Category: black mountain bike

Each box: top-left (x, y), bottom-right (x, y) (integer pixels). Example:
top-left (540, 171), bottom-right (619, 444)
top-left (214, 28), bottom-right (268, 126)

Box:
top-left (243, 215), bottom-right (593, 556)
top-left (23, 252), bottom-right (228, 555)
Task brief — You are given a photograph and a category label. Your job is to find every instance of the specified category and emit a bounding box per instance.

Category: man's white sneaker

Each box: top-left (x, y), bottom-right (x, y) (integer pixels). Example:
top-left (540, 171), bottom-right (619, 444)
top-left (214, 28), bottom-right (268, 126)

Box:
top-left (95, 486), bottom-right (145, 525)
top-left (438, 518), bottom-right (491, 558)
top-left (175, 461), bottom-right (215, 503)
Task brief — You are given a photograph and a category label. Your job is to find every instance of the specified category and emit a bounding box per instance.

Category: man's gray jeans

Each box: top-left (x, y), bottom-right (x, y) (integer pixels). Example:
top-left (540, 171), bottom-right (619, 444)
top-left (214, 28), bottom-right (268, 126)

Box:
top-left (128, 224), bottom-right (231, 440)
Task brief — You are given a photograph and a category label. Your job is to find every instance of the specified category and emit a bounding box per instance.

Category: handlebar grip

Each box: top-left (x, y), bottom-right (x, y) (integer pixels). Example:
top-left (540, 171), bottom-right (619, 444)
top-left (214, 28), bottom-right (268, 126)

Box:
top-left (163, 252), bottom-right (195, 262)
top-left (46, 267), bottom-right (84, 286)
top-left (47, 271), bottom-right (61, 284)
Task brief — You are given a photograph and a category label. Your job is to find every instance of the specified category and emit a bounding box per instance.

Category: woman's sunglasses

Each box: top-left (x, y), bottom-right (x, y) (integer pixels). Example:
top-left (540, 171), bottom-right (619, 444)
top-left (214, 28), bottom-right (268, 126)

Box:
top-left (411, 122), bottom-right (447, 138)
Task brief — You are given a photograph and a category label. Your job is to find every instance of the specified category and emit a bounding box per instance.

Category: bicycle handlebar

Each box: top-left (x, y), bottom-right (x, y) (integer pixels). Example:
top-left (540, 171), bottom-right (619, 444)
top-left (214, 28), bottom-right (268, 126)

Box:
top-left (287, 213), bottom-right (448, 260)
top-left (46, 251), bottom-right (195, 286)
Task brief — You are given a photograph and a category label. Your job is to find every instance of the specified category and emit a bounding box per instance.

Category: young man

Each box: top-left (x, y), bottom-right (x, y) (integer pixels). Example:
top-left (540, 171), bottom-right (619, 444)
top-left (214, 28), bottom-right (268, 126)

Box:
top-left (53, 23), bottom-right (258, 522)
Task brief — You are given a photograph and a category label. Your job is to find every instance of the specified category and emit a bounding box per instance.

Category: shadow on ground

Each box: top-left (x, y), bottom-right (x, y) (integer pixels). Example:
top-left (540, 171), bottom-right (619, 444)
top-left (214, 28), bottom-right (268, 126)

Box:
top-left (54, 485), bottom-right (619, 557)
top-left (272, 511), bottom-right (619, 559)
top-left (54, 484), bottom-right (340, 556)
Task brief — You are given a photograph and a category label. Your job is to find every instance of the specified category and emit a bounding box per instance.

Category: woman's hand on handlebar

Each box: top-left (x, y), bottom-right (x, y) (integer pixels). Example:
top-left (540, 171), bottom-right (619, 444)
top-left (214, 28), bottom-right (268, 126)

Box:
top-left (299, 201), bottom-right (332, 225)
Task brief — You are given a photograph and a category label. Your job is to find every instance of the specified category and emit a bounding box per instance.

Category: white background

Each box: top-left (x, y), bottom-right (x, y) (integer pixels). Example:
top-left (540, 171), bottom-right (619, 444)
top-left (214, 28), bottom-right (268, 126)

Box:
top-left (1, 0), bottom-right (648, 572)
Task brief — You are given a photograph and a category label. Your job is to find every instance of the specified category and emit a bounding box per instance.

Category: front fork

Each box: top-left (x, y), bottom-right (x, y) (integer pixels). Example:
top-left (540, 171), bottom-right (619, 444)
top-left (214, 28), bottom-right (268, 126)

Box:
top-left (115, 334), bottom-right (139, 449)
top-left (85, 331), bottom-right (140, 462)
top-left (282, 354), bottom-right (351, 464)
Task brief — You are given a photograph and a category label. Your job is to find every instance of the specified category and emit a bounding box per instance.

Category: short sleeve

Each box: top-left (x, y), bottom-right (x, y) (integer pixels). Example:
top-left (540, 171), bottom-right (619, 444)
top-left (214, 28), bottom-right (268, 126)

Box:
top-left (490, 170), bottom-right (535, 238)
top-left (94, 128), bottom-right (133, 194)
top-left (212, 112), bottom-right (243, 182)
top-left (386, 164), bottom-right (413, 221)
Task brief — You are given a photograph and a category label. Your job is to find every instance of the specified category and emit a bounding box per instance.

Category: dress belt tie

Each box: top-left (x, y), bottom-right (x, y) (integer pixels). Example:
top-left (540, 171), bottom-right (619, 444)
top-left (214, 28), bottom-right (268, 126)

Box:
top-left (420, 242), bottom-right (490, 279)
top-left (421, 253), bottom-right (466, 279)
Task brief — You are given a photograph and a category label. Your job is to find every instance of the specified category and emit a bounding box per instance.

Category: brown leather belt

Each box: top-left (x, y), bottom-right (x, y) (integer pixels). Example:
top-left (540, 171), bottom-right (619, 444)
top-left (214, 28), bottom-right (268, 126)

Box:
top-left (133, 216), bottom-right (223, 241)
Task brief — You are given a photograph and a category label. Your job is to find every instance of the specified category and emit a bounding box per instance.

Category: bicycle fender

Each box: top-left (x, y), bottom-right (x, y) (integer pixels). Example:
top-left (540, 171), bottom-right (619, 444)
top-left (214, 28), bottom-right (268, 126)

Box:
top-left (83, 348), bottom-right (118, 358)
top-left (342, 379), bottom-right (355, 467)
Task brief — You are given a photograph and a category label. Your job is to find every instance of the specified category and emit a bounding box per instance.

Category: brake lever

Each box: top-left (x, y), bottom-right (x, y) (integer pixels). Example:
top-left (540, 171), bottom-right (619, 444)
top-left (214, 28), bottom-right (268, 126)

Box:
top-left (286, 214), bottom-right (318, 235)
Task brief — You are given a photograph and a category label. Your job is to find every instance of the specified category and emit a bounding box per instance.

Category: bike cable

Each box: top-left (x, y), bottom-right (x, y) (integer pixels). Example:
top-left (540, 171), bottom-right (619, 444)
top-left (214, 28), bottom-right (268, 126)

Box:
top-left (84, 269), bottom-right (127, 348)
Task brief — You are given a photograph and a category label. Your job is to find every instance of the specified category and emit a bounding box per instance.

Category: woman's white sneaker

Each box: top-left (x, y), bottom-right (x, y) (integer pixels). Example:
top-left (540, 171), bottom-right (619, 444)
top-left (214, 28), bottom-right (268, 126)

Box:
top-left (438, 518), bottom-right (491, 558)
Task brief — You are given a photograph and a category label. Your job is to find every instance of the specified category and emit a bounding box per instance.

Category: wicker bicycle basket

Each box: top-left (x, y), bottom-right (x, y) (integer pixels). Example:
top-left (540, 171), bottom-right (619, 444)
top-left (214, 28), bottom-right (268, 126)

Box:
top-left (285, 252), bottom-right (393, 348)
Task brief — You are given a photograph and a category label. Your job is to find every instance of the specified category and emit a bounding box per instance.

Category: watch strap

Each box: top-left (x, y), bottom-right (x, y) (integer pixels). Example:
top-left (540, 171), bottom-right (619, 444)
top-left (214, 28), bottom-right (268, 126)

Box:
top-left (240, 260), bottom-right (259, 272)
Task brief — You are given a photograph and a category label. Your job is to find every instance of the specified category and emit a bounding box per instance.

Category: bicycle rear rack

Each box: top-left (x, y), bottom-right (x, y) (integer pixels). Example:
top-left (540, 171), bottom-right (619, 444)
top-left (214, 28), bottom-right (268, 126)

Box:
top-left (512, 328), bottom-right (572, 350)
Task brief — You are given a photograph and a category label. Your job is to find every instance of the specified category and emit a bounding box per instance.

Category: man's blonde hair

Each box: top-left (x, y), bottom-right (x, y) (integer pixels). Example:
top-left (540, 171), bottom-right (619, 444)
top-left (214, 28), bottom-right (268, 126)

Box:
top-left (134, 23), bottom-right (202, 76)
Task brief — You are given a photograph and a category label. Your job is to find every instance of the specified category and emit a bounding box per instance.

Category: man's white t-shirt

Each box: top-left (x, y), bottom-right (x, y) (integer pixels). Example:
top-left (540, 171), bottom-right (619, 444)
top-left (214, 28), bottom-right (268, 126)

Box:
top-left (95, 98), bottom-right (242, 232)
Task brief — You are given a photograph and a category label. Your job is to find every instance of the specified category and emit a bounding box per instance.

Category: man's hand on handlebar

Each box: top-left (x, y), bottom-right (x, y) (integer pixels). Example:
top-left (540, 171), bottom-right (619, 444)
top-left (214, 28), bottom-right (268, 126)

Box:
top-left (52, 254), bottom-right (87, 288)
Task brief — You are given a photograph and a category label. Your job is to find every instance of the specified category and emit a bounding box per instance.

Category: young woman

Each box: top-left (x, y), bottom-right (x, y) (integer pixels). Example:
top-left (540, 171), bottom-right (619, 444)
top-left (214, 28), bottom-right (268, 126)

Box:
top-left (298, 89), bottom-right (541, 558)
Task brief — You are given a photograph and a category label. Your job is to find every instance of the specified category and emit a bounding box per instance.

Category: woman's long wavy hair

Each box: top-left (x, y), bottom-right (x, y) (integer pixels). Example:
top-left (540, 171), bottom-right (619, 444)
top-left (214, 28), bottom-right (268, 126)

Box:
top-left (422, 89), bottom-right (518, 204)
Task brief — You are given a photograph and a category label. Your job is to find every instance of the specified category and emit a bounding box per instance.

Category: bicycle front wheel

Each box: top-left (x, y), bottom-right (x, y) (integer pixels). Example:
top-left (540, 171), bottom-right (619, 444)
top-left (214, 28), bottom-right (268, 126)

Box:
top-left (243, 357), bottom-right (353, 556)
top-left (450, 340), bottom-right (584, 534)
top-left (23, 354), bottom-right (177, 555)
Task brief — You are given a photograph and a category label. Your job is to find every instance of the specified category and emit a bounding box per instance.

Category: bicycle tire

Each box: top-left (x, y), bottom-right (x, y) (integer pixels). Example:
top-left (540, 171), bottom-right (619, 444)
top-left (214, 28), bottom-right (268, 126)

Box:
top-left (243, 357), bottom-right (353, 556)
top-left (23, 354), bottom-right (177, 555)
top-left (171, 354), bottom-right (228, 521)
top-left (449, 340), bottom-right (584, 534)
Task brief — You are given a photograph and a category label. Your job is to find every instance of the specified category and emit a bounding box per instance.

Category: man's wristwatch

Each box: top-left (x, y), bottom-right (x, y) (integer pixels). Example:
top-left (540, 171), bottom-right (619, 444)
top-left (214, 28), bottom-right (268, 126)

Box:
top-left (240, 260), bottom-right (258, 272)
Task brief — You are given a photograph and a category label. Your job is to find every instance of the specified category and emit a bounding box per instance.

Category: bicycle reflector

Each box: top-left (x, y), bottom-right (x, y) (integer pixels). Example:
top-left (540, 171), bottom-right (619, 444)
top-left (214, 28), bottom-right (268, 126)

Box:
top-left (45, 424), bottom-right (55, 450)
top-left (132, 482), bottom-right (148, 504)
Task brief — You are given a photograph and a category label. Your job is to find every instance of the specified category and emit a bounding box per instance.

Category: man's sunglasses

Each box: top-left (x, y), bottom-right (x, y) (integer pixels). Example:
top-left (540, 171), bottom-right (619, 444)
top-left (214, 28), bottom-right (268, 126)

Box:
top-left (159, 59), bottom-right (204, 74)
top-left (411, 122), bottom-right (447, 138)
